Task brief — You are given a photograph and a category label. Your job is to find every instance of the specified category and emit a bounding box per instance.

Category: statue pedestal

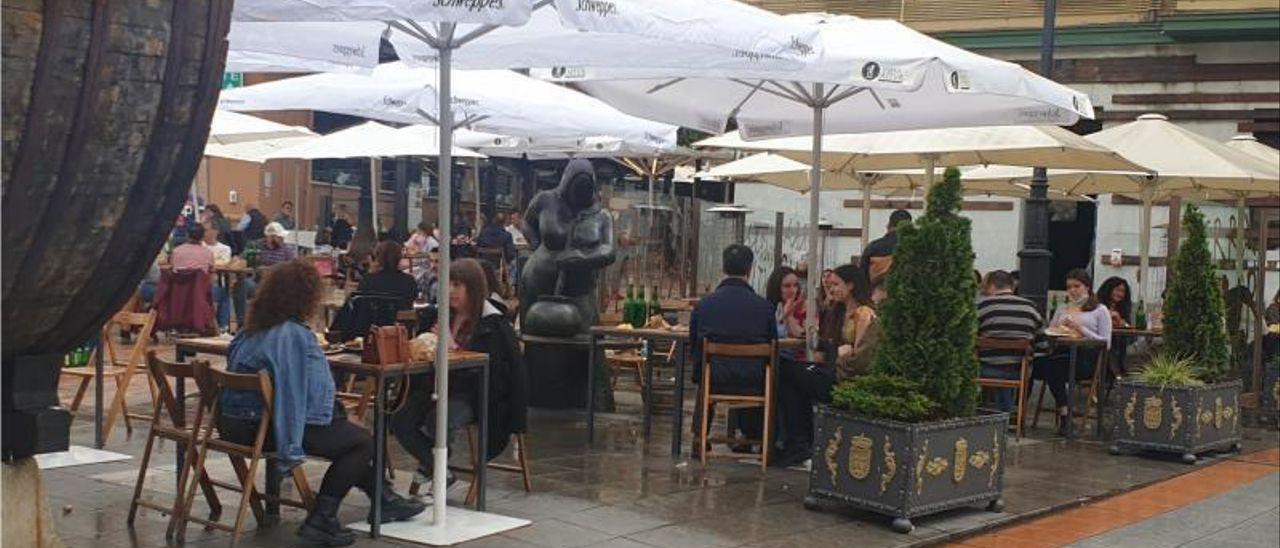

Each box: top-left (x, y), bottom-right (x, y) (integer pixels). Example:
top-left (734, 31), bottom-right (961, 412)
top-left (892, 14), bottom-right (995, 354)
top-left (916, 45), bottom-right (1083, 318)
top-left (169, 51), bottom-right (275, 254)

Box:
top-left (2, 458), bottom-right (63, 548)
top-left (524, 343), bottom-right (613, 412)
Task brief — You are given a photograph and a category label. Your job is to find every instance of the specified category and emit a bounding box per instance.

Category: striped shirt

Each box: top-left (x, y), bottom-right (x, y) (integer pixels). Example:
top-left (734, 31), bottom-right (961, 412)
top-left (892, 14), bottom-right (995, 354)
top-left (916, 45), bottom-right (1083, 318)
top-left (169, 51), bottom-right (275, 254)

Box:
top-left (977, 292), bottom-right (1044, 367)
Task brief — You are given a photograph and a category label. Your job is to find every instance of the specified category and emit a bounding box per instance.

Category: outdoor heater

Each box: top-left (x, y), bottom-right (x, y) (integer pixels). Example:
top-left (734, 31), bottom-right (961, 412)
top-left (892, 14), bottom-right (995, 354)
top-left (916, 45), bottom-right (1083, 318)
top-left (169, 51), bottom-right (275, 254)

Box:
top-left (699, 204), bottom-right (753, 292)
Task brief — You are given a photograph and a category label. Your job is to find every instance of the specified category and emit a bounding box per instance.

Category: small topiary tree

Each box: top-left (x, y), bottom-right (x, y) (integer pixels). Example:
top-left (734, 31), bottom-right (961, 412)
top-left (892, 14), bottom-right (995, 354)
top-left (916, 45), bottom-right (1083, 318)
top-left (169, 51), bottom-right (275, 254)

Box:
top-left (867, 167), bottom-right (980, 419)
top-left (1162, 203), bottom-right (1231, 382)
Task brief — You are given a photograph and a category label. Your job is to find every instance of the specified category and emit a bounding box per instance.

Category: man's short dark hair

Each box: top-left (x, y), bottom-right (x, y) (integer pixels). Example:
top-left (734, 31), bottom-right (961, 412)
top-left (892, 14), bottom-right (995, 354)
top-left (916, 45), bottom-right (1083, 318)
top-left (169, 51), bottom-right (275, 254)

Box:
top-left (888, 209), bottom-right (912, 231)
top-left (722, 244), bottom-right (754, 277)
top-left (984, 270), bottom-right (1014, 291)
top-left (187, 223), bottom-right (205, 243)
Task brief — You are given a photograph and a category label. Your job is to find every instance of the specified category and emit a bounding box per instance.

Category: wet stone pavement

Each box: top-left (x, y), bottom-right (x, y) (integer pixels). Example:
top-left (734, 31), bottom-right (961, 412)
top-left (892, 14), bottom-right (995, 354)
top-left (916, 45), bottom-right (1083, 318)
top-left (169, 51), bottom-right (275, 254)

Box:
top-left (44, 352), bottom-right (1280, 548)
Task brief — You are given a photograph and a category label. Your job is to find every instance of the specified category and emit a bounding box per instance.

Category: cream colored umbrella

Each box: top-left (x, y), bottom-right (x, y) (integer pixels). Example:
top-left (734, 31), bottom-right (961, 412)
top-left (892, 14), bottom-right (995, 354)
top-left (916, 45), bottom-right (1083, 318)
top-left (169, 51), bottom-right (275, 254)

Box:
top-left (1225, 135), bottom-right (1280, 167)
top-left (695, 124), bottom-right (1138, 247)
top-left (963, 114), bottom-right (1279, 301)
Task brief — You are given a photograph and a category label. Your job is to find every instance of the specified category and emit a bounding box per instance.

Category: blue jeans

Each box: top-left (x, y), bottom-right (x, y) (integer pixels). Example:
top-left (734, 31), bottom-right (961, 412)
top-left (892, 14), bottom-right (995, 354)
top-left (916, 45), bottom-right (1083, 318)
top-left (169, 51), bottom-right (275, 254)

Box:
top-left (139, 281), bottom-right (157, 306)
top-left (980, 364), bottom-right (1022, 413)
top-left (211, 283), bottom-right (231, 331)
top-left (232, 278), bottom-right (257, 329)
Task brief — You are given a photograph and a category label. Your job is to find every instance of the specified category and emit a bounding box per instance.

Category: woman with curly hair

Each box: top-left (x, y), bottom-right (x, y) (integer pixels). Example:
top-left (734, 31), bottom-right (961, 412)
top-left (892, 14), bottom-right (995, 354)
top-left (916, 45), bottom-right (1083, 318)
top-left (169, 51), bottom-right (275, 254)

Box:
top-left (218, 261), bottom-right (423, 546)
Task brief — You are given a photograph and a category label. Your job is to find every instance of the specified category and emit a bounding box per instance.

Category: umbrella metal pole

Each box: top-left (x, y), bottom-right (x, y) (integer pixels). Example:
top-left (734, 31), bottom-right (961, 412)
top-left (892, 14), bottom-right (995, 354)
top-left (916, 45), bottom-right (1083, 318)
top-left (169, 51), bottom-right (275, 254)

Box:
top-left (370, 158), bottom-right (381, 236)
top-left (805, 87), bottom-right (824, 359)
top-left (1235, 196), bottom-right (1246, 286)
top-left (433, 26), bottom-right (456, 528)
top-left (860, 180), bottom-right (872, 251)
top-left (1139, 186), bottom-right (1154, 304)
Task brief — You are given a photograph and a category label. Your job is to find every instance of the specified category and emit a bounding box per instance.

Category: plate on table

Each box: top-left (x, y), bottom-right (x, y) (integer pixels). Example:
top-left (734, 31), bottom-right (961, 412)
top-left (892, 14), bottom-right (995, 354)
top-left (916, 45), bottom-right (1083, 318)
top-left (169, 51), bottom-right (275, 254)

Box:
top-left (1044, 326), bottom-right (1074, 338)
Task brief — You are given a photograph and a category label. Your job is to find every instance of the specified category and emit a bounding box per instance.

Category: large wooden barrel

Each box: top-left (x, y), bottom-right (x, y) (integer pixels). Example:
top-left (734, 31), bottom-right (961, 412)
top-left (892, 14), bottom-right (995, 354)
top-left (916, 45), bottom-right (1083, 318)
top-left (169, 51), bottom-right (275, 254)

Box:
top-left (2, 0), bottom-right (233, 360)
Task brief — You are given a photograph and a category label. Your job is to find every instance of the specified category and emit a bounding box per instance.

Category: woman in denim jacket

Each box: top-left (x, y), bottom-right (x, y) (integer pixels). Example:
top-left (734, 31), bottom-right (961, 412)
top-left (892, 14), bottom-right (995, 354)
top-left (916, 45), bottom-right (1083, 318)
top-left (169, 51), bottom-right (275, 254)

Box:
top-left (219, 261), bottom-right (423, 546)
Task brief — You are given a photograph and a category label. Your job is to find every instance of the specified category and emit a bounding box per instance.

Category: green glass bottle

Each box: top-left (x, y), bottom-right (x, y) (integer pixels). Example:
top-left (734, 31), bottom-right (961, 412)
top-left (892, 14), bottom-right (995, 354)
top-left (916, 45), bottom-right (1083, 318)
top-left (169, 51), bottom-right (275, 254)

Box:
top-left (625, 282), bottom-right (637, 327)
top-left (649, 284), bottom-right (662, 321)
top-left (633, 285), bottom-right (648, 328)
top-left (1134, 300), bottom-right (1147, 330)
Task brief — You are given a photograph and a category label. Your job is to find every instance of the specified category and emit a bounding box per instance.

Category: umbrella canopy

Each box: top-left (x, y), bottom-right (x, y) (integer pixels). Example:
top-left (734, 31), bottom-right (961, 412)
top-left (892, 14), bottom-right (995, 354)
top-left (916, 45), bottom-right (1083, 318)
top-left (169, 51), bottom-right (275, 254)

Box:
top-left (207, 110), bottom-right (315, 145)
top-left (204, 136), bottom-right (318, 163)
top-left (219, 63), bottom-right (678, 151)
top-left (1224, 135), bottom-right (1280, 169)
top-left (266, 121), bottom-right (484, 160)
top-left (696, 124), bottom-right (1142, 173)
top-left (963, 114), bottom-right (1280, 301)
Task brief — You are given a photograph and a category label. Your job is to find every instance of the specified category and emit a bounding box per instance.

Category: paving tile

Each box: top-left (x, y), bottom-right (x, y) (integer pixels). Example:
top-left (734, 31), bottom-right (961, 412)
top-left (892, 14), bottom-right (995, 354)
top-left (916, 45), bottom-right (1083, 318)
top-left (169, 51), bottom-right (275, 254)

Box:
top-left (559, 505), bottom-right (670, 536)
top-left (626, 524), bottom-right (740, 548)
top-left (502, 518), bottom-right (615, 548)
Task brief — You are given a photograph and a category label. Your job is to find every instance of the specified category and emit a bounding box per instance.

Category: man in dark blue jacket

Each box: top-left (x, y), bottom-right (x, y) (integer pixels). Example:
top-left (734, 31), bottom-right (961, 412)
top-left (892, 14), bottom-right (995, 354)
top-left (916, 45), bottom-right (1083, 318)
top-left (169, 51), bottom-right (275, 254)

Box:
top-left (689, 244), bottom-right (777, 453)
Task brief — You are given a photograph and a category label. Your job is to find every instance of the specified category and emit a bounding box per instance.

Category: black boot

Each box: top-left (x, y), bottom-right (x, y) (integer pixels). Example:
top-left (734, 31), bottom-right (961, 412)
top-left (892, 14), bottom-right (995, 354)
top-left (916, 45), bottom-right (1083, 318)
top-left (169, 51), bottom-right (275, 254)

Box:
top-left (297, 494), bottom-right (355, 547)
top-left (364, 483), bottom-right (428, 524)
top-left (1056, 414), bottom-right (1072, 437)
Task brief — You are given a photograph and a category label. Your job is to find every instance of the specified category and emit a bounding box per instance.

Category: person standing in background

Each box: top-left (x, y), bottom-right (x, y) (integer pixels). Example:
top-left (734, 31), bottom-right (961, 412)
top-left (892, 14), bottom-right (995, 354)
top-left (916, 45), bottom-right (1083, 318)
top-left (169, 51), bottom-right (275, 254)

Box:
top-left (330, 204), bottom-right (354, 250)
top-left (274, 200), bottom-right (297, 230)
top-left (862, 209), bottom-right (912, 286)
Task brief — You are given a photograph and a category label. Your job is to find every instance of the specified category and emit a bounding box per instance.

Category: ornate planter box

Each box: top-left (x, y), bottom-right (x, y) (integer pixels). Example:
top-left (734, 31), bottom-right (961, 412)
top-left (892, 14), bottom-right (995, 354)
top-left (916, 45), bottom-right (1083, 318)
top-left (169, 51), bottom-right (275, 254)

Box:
top-left (1255, 365), bottom-right (1279, 428)
top-left (805, 405), bottom-right (1008, 533)
top-left (1108, 379), bottom-right (1242, 464)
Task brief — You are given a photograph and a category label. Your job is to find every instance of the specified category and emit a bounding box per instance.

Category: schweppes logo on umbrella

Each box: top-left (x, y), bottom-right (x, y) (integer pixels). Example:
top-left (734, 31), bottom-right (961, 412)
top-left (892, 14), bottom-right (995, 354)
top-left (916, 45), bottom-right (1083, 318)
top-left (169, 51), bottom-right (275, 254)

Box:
top-left (575, 0), bottom-right (619, 17)
top-left (431, 0), bottom-right (507, 12)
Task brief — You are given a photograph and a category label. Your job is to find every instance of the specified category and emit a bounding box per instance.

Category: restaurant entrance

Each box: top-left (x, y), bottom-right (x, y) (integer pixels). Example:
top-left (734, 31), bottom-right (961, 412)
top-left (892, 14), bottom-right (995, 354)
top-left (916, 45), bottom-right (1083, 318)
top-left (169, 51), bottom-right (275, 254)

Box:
top-left (1047, 199), bottom-right (1099, 290)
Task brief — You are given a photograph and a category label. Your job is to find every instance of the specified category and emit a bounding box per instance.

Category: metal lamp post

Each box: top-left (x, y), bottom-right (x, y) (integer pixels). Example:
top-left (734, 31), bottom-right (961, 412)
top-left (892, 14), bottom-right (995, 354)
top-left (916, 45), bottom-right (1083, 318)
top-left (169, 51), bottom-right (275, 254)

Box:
top-left (1018, 0), bottom-right (1059, 313)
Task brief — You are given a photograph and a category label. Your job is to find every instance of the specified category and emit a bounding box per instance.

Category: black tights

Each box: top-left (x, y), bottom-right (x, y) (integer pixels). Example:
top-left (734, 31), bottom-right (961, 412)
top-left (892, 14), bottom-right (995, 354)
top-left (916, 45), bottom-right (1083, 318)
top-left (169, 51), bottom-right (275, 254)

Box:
top-left (776, 359), bottom-right (835, 455)
top-left (1032, 349), bottom-right (1099, 413)
top-left (218, 410), bottom-right (375, 499)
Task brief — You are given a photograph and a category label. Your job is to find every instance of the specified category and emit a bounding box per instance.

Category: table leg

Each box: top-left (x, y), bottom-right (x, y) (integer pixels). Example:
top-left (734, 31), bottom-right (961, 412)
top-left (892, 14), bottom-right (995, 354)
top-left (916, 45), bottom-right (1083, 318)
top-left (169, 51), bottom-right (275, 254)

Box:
top-left (477, 362), bottom-right (489, 511)
top-left (670, 341), bottom-right (686, 458)
top-left (587, 335), bottom-right (597, 444)
top-left (94, 334), bottom-right (105, 450)
top-left (371, 376), bottom-right (386, 537)
top-left (174, 346), bottom-right (190, 492)
top-left (642, 339), bottom-right (653, 441)
top-left (1066, 346), bottom-right (1078, 440)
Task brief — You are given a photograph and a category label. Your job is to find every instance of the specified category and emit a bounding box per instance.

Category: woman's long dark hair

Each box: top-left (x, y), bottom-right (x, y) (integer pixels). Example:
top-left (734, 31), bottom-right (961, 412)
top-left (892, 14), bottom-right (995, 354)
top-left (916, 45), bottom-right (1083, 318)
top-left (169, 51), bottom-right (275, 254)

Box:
top-left (1065, 268), bottom-right (1100, 312)
top-left (245, 261), bottom-right (321, 334)
top-left (449, 258), bottom-right (489, 347)
top-left (820, 263), bottom-right (871, 346)
top-left (373, 241), bottom-right (403, 273)
top-left (765, 266), bottom-right (798, 307)
top-left (1098, 276), bottom-right (1132, 320)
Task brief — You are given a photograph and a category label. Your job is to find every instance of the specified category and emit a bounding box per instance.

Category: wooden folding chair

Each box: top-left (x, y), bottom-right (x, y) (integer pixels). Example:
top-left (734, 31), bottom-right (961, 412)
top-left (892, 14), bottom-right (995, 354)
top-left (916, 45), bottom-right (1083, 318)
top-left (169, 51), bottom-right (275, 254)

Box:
top-left (128, 352), bottom-right (222, 538)
top-left (409, 426), bottom-right (533, 505)
top-left (64, 310), bottom-right (158, 442)
top-left (976, 337), bottom-right (1033, 440)
top-left (174, 364), bottom-right (314, 544)
top-left (1032, 350), bottom-right (1109, 434)
top-left (697, 341), bottom-right (777, 470)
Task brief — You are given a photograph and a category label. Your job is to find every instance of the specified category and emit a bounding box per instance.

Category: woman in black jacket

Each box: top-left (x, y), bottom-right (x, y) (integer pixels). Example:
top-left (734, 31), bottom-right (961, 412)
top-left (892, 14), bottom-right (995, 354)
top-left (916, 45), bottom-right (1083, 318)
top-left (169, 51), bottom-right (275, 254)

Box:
top-left (391, 258), bottom-right (527, 490)
top-left (326, 242), bottom-right (419, 342)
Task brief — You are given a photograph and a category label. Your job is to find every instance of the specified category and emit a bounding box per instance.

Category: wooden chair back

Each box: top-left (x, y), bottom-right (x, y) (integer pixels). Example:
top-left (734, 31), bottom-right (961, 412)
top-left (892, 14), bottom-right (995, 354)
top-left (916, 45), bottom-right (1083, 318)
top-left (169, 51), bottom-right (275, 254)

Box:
top-left (704, 341), bottom-right (774, 360)
top-left (698, 340), bottom-right (777, 470)
top-left (975, 337), bottom-right (1033, 439)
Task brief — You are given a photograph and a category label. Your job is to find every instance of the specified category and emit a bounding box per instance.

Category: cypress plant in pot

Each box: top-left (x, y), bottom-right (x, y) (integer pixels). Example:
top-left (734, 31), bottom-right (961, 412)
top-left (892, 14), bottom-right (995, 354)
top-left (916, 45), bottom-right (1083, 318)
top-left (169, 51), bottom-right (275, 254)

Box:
top-left (805, 168), bottom-right (1008, 533)
top-left (1109, 203), bottom-right (1242, 463)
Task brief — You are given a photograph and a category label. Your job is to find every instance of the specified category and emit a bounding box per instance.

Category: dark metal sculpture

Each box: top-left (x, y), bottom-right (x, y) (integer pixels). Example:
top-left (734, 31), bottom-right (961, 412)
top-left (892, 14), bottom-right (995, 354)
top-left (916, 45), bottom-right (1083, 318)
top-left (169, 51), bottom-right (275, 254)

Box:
top-left (519, 159), bottom-right (617, 409)
top-left (2, 0), bottom-right (232, 458)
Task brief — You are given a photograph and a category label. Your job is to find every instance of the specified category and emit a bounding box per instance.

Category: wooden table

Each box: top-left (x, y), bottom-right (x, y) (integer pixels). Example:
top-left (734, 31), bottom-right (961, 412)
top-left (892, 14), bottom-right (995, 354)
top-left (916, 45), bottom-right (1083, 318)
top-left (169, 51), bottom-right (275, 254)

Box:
top-left (1045, 334), bottom-right (1109, 440)
top-left (173, 336), bottom-right (491, 538)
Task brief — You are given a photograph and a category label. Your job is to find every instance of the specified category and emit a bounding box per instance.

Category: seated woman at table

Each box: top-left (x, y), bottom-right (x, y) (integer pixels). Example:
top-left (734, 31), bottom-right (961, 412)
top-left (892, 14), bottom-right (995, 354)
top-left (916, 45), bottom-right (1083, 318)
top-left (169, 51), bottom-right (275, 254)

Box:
top-left (1032, 268), bottom-right (1112, 437)
top-left (219, 261), bottom-right (424, 546)
top-left (765, 266), bottom-right (806, 341)
top-left (1098, 276), bottom-right (1133, 374)
top-left (775, 263), bottom-right (880, 467)
top-left (391, 258), bottom-right (526, 492)
top-left (326, 241), bottom-right (420, 343)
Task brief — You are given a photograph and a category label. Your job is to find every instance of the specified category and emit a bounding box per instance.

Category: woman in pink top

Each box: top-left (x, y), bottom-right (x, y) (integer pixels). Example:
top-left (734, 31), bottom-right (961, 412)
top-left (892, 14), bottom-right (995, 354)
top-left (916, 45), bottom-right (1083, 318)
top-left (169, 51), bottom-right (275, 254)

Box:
top-left (170, 224), bottom-right (214, 273)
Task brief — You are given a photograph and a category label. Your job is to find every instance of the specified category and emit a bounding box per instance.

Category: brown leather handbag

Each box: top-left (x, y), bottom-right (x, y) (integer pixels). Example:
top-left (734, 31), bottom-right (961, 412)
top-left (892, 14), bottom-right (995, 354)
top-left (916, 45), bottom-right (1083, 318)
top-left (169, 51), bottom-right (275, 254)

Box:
top-left (362, 324), bottom-right (410, 366)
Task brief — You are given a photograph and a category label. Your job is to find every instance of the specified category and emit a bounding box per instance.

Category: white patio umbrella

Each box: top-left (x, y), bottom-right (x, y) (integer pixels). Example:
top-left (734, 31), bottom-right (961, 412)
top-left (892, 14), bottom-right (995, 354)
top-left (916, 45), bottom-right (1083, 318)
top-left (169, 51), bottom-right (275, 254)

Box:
top-left (228, 0), bottom-right (813, 536)
top-left (561, 13), bottom-right (1093, 348)
top-left (962, 114), bottom-right (1280, 302)
top-left (207, 110), bottom-right (315, 145)
top-left (694, 124), bottom-right (1139, 248)
top-left (265, 121), bottom-right (483, 236)
top-left (1225, 135), bottom-right (1280, 168)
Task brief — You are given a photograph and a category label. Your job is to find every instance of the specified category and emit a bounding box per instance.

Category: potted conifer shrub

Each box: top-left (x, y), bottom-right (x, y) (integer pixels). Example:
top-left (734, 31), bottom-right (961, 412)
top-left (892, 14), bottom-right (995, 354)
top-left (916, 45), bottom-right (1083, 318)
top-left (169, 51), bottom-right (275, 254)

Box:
top-left (805, 168), bottom-right (1007, 533)
top-left (1109, 204), bottom-right (1242, 464)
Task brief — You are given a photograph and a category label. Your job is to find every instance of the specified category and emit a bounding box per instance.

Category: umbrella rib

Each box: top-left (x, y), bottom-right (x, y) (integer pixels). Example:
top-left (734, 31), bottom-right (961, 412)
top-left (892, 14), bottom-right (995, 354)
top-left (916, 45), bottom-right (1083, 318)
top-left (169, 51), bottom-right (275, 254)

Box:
top-left (455, 114), bottom-right (488, 130)
top-left (821, 84), bottom-right (842, 105)
top-left (827, 86), bottom-right (868, 106)
top-left (389, 20), bottom-right (439, 49)
top-left (789, 81), bottom-right (816, 105)
top-left (455, 24), bottom-right (500, 47)
top-left (646, 78), bottom-right (686, 95)
top-left (753, 79), bottom-right (808, 105)
top-left (406, 20), bottom-right (442, 49)
top-left (414, 108), bottom-right (441, 126)
top-left (725, 81), bottom-right (765, 120)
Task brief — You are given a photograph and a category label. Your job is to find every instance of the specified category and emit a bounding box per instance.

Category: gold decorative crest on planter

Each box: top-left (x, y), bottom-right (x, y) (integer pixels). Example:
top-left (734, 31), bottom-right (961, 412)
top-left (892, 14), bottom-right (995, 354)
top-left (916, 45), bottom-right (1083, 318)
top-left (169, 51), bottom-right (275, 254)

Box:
top-left (880, 437), bottom-right (896, 494)
top-left (969, 451), bottom-right (990, 470)
top-left (915, 440), bottom-right (929, 495)
top-left (926, 457), bottom-right (949, 477)
top-left (1214, 397), bottom-right (1225, 429)
top-left (848, 434), bottom-right (873, 481)
top-left (1143, 396), bottom-right (1164, 430)
top-left (1124, 392), bottom-right (1138, 436)
top-left (825, 427), bottom-right (842, 486)
top-left (989, 429), bottom-right (1001, 489)
top-left (1195, 397), bottom-right (1207, 442)
top-left (1231, 394), bottom-right (1240, 432)
top-left (953, 438), bottom-right (969, 483)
